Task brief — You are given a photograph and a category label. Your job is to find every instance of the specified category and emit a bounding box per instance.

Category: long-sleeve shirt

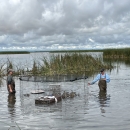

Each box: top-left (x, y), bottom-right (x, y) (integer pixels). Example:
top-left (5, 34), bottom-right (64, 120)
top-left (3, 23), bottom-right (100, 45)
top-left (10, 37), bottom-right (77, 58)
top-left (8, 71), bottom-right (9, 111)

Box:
top-left (7, 74), bottom-right (15, 85)
top-left (90, 73), bottom-right (110, 85)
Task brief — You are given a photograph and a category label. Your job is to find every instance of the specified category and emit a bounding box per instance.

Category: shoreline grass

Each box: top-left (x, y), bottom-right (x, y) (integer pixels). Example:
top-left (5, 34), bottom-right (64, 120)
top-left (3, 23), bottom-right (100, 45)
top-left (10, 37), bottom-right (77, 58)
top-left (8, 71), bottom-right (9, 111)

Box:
top-left (50, 48), bottom-right (130, 59)
top-left (1, 48), bottom-right (129, 58)
top-left (103, 48), bottom-right (130, 59)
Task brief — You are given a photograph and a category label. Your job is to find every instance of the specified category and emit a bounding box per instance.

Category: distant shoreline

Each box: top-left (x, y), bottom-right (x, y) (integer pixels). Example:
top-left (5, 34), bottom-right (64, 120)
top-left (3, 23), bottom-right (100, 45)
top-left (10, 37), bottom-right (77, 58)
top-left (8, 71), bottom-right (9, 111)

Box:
top-left (33, 48), bottom-right (130, 53)
top-left (1, 48), bottom-right (130, 54)
top-left (0, 51), bottom-right (30, 54)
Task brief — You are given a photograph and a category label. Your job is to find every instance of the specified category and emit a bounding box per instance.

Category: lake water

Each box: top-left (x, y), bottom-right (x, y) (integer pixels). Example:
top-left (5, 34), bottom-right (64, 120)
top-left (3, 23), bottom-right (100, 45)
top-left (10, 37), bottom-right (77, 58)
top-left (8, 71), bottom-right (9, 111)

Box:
top-left (0, 53), bottom-right (130, 130)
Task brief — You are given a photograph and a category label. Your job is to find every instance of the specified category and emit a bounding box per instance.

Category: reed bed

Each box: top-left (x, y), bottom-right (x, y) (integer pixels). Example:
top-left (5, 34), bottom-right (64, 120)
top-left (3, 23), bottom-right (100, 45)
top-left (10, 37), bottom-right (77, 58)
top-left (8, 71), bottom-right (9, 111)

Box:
top-left (51, 48), bottom-right (130, 59)
top-left (103, 48), bottom-right (130, 59)
top-left (0, 53), bottom-right (113, 77)
top-left (38, 53), bottom-right (113, 76)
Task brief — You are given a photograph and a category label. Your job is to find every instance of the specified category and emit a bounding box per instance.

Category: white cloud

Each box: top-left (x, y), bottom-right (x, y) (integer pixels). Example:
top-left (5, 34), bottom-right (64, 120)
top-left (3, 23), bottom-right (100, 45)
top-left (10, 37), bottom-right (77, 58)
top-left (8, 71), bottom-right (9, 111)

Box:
top-left (9, 0), bottom-right (20, 5)
top-left (0, 0), bottom-right (130, 51)
top-left (89, 38), bottom-right (94, 43)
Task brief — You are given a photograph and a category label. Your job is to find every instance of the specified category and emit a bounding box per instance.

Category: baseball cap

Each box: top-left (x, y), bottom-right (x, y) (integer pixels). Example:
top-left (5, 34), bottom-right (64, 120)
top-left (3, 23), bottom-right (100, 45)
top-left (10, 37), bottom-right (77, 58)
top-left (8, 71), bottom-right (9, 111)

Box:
top-left (100, 68), bottom-right (105, 72)
top-left (8, 69), bottom-right (14, 73)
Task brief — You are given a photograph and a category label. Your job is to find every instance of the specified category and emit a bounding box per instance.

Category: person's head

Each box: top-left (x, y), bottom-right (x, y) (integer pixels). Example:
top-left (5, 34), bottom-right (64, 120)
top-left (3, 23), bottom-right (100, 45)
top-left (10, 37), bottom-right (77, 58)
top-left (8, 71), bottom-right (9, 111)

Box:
top-left (8, 69), bottom-right (14, 75)
top-left (100, 68), bottom-right (105, 74)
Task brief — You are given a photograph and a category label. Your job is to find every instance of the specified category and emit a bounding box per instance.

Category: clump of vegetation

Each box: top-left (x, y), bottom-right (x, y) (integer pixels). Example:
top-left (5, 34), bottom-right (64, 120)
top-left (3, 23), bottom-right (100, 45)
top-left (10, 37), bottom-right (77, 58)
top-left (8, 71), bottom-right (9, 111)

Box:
top-left (38, 53), bottom-right (113, 76)
top-left (51, 48), bottom-right (130, 59)
top-left (103, 48), bottom-right (130, 59)
top-left (0, 63), bottom-right (6, 76)
top-left (0, 53), bottom-right (113, 77)
top-left (1, 58), bottom-right (25, 76)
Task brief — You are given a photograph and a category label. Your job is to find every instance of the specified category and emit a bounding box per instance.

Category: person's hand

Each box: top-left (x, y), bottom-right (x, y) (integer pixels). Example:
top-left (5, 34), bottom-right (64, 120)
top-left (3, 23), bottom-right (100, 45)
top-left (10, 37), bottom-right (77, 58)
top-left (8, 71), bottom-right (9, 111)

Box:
top-left (88, 83), bottom-right (91, 85)
top-left (10, 89), bottom-right (12, 93)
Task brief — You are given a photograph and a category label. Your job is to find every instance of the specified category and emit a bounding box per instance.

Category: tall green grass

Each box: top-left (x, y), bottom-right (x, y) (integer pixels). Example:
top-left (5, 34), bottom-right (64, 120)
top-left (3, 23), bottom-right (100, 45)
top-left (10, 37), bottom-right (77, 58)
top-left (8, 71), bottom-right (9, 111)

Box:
top-left (51, 48), bottom-right (130, 59)
top-left (103, 48), bottom-right (130, 59)
top-left (0, 53), bottom-right (113, 77)
top-left (39, 53), bottom-right (113, 76)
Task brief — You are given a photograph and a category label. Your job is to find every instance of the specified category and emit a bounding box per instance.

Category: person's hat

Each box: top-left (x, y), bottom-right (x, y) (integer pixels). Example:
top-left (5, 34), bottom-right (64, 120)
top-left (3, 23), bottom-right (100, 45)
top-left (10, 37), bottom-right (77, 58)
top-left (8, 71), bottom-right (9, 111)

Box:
top-left (100, 68), bottom-right (105, 72)
top-left (8, 69), bottom-right (14, 73)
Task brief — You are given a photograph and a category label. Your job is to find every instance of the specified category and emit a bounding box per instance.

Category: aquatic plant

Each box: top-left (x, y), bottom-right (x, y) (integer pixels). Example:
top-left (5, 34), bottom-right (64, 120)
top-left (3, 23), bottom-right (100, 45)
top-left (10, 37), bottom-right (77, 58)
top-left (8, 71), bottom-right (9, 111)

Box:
top-left (102, 48), bottom-right (130, 59)
top-left (51, 48), bottom-right (130, 59)
top-left (39, 53), bottom-right (113, 76)
top-left (0, 64), bottom-right (6, 76)
top-left (32, 60), bottom-right (38, 75)
top-left (0, 52), bottom-right (114, 77)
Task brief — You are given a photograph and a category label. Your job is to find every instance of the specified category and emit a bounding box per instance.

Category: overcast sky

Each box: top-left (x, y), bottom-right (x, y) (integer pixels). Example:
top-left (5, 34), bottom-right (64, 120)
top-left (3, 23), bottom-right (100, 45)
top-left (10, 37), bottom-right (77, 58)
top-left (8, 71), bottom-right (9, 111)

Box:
top-left (0, 0), bottom-right (130, 51)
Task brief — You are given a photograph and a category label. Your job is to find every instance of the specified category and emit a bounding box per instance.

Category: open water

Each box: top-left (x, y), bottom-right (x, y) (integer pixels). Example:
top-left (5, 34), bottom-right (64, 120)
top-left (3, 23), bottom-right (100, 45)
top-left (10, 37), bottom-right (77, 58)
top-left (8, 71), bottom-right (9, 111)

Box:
top-left (0, 52), bottom-right (130, 130)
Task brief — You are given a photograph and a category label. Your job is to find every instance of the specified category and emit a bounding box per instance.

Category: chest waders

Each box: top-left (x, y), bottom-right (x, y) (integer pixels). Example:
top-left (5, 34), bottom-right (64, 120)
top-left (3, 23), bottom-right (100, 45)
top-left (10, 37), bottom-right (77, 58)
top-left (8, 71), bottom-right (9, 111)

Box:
top-left (98, 74), bottom-right (107, 91)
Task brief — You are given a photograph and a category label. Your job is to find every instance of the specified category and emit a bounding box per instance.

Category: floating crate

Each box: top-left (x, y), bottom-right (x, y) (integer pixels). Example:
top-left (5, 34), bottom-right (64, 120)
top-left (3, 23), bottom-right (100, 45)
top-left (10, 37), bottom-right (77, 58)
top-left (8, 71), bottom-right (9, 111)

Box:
top-left (35, 95), bottom-right (62, 104)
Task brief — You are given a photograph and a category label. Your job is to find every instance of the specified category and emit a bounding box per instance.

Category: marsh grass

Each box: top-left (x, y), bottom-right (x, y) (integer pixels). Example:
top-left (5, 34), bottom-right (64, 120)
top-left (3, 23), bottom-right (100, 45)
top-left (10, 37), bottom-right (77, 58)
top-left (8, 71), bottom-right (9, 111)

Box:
top-left (0, 62), bottom-right (7, 76)
top-left (0, 52), bottom-right (113, 77)
top-left (103, 48), bottom-right (130, 59)
top-left (38, 53), bottom-right (113, 76)
top-left (0, 58), bottom-right (25, 77)
top-left (51, 48), bottom-right (130, 59)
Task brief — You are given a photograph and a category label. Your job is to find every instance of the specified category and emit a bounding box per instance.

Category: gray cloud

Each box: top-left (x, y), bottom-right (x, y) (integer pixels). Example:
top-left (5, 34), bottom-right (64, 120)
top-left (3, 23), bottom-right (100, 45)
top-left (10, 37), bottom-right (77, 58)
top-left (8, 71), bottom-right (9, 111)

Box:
top-left (0, 0), bottom-right (130, 51)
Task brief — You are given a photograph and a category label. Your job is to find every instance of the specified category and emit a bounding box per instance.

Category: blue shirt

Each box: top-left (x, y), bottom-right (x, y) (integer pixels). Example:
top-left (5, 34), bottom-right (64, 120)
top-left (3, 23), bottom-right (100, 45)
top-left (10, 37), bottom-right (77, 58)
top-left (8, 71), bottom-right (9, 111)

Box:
top-left (91, 73), bottom-right (110, 85)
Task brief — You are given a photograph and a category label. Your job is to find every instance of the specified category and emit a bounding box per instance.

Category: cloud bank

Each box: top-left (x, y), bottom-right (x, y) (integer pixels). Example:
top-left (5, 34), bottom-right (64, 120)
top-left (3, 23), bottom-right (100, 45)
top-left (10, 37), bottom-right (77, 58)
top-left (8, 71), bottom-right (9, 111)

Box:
top-left (0, 0), bottom-right (130, 51)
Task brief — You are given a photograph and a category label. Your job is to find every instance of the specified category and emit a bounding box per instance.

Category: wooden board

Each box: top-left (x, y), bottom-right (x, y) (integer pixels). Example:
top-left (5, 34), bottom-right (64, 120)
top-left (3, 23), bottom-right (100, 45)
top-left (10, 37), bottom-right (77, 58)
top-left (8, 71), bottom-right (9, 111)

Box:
top-left (31, 89), bottom-right (45, 94)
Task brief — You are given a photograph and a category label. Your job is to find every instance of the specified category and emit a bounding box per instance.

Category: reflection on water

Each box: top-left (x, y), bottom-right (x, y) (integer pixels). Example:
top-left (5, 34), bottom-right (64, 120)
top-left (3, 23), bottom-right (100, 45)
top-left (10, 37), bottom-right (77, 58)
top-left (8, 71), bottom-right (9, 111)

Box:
top-left (0, 78), bottom-right (3, 87)
top-left (98, 91), bottom-right (110, 113)
top-left (8, 94), bottom-right (16, 120)
top-left (104, 58), bottom-right (130, 67)
top-left (1, 53), bottom-right (130, 130)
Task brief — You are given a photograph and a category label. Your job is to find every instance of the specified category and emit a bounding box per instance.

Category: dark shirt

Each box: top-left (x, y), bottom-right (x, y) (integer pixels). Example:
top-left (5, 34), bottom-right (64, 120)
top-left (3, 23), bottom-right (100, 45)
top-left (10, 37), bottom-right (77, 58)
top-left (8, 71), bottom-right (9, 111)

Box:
top-left (7, 74), bottom-right (15, 93)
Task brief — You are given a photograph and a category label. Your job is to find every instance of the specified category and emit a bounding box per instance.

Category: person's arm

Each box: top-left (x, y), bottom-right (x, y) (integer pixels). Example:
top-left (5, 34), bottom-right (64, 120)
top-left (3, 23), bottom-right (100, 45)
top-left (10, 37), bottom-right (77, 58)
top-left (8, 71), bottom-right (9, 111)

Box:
top-left (105, 74), bottom-right (110, 83)
top-left (7, 76), bottom-right (13, 92)
top-left (8, 84), bottom-right (12, 92)
top-left (88, 74), bottom-right (100, 85)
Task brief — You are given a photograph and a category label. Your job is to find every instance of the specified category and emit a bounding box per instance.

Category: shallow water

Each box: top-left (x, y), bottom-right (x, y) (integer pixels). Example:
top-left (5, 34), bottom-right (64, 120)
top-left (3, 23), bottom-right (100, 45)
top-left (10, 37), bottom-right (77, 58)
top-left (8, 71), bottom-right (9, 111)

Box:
top-left (0, 53), bottom-right (130, 130)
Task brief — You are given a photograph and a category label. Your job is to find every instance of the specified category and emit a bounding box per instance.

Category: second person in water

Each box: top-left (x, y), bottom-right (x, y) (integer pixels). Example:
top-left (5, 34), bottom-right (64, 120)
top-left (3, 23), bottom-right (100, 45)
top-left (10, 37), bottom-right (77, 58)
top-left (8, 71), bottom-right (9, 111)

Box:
top-left (88, 69), bottom-right (110, 91)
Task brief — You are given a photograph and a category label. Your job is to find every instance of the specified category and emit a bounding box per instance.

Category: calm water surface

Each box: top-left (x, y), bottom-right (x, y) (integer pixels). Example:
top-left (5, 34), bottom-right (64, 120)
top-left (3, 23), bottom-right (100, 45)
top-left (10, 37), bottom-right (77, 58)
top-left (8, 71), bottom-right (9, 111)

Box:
top-left (0, 53), bottom-right (130, 130)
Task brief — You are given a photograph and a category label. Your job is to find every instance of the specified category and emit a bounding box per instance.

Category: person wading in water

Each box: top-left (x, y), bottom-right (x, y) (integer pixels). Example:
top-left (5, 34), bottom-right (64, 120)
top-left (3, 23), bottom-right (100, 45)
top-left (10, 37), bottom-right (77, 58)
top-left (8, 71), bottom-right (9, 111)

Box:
top-left (7, 69), bottom-right (16, 94)
top-left (88, 69), bottom-right (110, 91)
